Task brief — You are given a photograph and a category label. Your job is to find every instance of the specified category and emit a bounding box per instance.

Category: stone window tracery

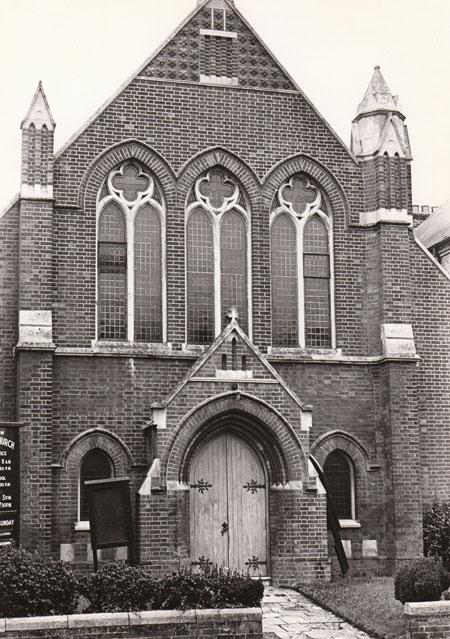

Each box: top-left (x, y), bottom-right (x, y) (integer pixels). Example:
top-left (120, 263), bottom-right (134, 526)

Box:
top-left (186, 168), bottom-right (251, 344)
top-left (270, 174), bottom-right (334, 349)
top-left (97, 161), bottom-right (165, 342)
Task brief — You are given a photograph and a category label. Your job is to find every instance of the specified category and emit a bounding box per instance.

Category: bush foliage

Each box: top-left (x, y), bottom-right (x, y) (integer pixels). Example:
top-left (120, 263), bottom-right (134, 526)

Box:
top-left (0, 545), bottom-right (78, 617)
top-left (423, 501), bottom-right (450, 570)
top-left (79, 562), bottom-right (159, 613)
top-left (0, 547), bottom-right (264, 617)
top-left (81, 563), bottom-right (264, 613)
top-left (153, 565), bottom-right (264, 610)
top-left (394, 557), bottom-right (450, 604)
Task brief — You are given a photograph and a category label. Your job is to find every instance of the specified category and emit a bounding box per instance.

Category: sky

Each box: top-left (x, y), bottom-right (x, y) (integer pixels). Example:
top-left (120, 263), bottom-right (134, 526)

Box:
top-left (0, 0), bottom-right (449, 212)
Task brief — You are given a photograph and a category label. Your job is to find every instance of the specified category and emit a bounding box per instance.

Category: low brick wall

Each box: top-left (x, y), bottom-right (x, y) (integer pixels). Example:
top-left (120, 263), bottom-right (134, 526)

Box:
top-left (405, 601), bottom-right (450, 639)
top-left (0, 608), bottom-right (262, 639)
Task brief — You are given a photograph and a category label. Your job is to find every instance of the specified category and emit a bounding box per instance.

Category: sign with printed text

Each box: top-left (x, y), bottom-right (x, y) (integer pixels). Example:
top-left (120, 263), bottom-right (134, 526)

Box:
top-left (0, 425), bottom-right (20, 544)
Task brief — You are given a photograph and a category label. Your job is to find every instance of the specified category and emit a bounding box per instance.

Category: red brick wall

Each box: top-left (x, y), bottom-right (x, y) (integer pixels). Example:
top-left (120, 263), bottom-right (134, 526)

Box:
top-left (0, 203), bottom-right (19, 421)
top-left (412, 241), bottom-right (450, 505)
top-left (17, 351), bottom-right (53, 553)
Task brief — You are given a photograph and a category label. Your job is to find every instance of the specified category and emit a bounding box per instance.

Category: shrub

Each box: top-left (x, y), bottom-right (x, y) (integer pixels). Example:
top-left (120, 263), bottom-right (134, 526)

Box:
top-left (79, 562), bottom-right (158, 613)
top-left (153, 565), bottom-right (264, 610)
top-left (0, 544), bottom-right (78, 617)
top-left (394, 557), bottom-right (450, 604)
top-left (424, 501), bottom-right (450, 570)
top-left (81, 563), bottom-right (264, 612)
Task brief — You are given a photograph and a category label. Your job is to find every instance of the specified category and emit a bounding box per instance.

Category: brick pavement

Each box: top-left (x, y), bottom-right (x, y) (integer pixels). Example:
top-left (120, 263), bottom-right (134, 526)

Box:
top-left (262, 586), bottom-right (372, 639)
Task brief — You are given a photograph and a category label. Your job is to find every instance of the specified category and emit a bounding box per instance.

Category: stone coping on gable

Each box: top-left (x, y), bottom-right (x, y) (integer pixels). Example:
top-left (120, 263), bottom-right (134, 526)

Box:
top-left (1, 607), bottom-right (262, 632)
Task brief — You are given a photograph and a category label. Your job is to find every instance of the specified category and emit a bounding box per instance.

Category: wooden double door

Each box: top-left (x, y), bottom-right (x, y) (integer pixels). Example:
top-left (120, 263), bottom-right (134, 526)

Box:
top-left (190, 432), bottom-right (267, 576)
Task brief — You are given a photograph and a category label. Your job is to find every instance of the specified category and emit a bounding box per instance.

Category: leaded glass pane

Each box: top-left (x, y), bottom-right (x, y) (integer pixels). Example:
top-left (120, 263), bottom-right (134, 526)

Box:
top-left (98, 203), bottom-right (127, 340)
top-left (304, 216), bottom-right (331, 348)
top-left (79, 449), bottom-right (114, 521)
top-left (134, 206), bottom-right (162, 342)
top-left (187, 209), bottom-right (214, 344)
top-left (271, 214), bottom-right (298, 346)
top-left (221, 211), bottom-right (247, 332)
top-left (324, 451), bottom-right (353, 520)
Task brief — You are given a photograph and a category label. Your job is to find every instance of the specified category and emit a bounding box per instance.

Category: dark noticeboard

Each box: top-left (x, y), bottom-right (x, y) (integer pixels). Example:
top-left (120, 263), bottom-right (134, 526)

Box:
top-left (0, 424), bottom-right (21, 545)
top-left (85, 477), bottom-right (134, 570)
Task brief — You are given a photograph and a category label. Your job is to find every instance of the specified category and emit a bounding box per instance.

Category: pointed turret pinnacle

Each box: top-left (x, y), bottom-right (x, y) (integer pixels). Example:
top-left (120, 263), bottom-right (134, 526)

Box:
top-left (356, 66), bottom-right (402, 117)
top-left (21, 81), bottom-right (55, 131)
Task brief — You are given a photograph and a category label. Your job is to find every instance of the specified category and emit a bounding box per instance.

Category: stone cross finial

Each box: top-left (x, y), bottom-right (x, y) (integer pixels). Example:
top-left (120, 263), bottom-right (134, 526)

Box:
top-left (226, 306), bottom-right (239, 322)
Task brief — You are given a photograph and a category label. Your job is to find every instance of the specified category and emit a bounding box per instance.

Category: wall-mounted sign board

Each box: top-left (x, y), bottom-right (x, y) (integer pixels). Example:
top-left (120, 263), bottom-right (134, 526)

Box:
top-left (0, 424), bottom-right (22, 545)
top-left (85, 477), bottom-right (134, 570)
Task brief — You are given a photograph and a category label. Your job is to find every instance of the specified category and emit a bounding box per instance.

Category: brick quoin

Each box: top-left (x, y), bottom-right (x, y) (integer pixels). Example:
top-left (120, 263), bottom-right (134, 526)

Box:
top-left (1, 0), bottom-right (449, 582)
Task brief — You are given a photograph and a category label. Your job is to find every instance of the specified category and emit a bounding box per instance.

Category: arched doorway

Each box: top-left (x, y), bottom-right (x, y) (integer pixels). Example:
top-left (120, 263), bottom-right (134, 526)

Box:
top-left (189, 432), bottom-right (267, 576)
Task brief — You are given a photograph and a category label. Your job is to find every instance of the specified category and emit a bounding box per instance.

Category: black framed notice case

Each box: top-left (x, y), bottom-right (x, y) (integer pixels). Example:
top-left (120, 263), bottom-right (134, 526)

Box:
top-left (0, 424), bottom-right (21, 545)
top-left (85, 477), bottom-right (134, 570)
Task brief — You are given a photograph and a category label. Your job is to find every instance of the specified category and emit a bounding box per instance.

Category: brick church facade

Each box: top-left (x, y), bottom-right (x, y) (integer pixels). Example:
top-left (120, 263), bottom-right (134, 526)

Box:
top-left (1, 0), bottom-right (450, 585)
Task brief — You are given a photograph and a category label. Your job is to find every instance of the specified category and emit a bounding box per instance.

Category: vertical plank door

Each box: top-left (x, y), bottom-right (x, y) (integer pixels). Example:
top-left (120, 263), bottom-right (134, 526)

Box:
top-left (227, 433), bottom-right (267, 576)
top-left (190, 434), bottom-right (228, 568)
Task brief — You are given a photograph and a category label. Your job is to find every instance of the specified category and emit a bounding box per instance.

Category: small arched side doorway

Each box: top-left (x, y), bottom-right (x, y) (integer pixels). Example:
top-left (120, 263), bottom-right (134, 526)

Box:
top-left (189, 431), bottom-right (267, 576)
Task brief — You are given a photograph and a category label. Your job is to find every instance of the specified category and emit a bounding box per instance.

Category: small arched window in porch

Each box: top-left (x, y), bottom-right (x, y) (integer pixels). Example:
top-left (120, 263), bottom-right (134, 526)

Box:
top-left (323, 450), bottom-right (355, 520)
top-left (79, 449), bottom-right (115, 522)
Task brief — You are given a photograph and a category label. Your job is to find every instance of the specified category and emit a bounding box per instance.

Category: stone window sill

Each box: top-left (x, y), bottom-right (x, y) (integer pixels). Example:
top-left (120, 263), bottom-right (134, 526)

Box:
top-left (339, 519), bottom-right (361, 529)
top-left (74, 521), bottom-right (90, 532)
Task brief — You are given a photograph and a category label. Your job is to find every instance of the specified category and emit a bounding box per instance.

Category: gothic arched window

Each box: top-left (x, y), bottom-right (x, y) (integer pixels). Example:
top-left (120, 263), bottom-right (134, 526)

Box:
top-left (97, 161), bottom-right (165, 342)
top-left (271, 213), bottom-right (298, 347)
top-left (187, 209), bottom-right (215, 345)
top-left (79, 449), bottom-right (114, 522)
top-left (270, 174), bottom-right (334, 349)
top-left (98, 202), bottom-right (127, 340)
top-left (186, 169), bottom-right (251, 343)
top-left (324, 450), bottom-right (355, 520)
top-left (303, 216), bottom-right (331, 348)
top-left (220, 211), bottom-right (247, 331)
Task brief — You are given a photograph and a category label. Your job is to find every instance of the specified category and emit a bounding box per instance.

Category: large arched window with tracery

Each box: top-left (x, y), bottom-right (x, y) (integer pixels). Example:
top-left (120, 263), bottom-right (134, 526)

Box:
top-left (220, 211), bottom-right (247, 331)
top-left (98, 203), bottom-right (127, 340)
top-left (270, 173), bottom-right (334, 349)
top-left (271, 213), bottom-right (298, 347)
top-left (303, 216), bottom-right (331, 348)
top-left (186, 168), bottom-right (251, 344)
top-left (187, 209), bottom-right (215, 344)
top-left (97, 161), bottom-right (165, 342)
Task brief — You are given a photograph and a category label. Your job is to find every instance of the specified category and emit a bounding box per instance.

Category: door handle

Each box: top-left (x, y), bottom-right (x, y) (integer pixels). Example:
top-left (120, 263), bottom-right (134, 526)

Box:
top-left (221, 521), bottom-right (229, 536)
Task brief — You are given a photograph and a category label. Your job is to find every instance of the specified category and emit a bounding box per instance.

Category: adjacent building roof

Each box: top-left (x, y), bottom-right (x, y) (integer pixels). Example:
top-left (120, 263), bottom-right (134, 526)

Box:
top-left (416, 200), bottom-right (450, 249)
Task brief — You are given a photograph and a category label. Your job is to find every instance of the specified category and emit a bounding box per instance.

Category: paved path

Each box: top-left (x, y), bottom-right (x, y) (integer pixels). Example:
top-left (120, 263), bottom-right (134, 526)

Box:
top-left (262, 586), bottom-right (372, 639)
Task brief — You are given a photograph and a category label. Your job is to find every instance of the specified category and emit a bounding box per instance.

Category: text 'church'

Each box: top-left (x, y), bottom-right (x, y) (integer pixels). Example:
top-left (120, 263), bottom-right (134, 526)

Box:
top-left (1, 0), bottom-right (450, 584)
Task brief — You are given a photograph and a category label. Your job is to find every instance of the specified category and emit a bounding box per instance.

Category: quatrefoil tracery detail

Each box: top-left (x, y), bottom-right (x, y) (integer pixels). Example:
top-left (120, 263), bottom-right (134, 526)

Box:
top-left (108, 162), bottom-right (153, 206)
top-left (195, 170), bottom-right (240, 215)
top-left (278, 175), bottom-right (321, 217)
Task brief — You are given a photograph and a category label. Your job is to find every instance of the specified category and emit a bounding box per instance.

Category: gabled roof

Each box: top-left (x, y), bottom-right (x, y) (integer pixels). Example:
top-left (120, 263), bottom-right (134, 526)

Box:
top-left (416, 200), bottom-right (450, 249)
top-left (43, 0), bottom-right (357, 166)
top-left (152, 316), bottom-right (311, 412)
top-left (356, 65), bottom-right (403, 118)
